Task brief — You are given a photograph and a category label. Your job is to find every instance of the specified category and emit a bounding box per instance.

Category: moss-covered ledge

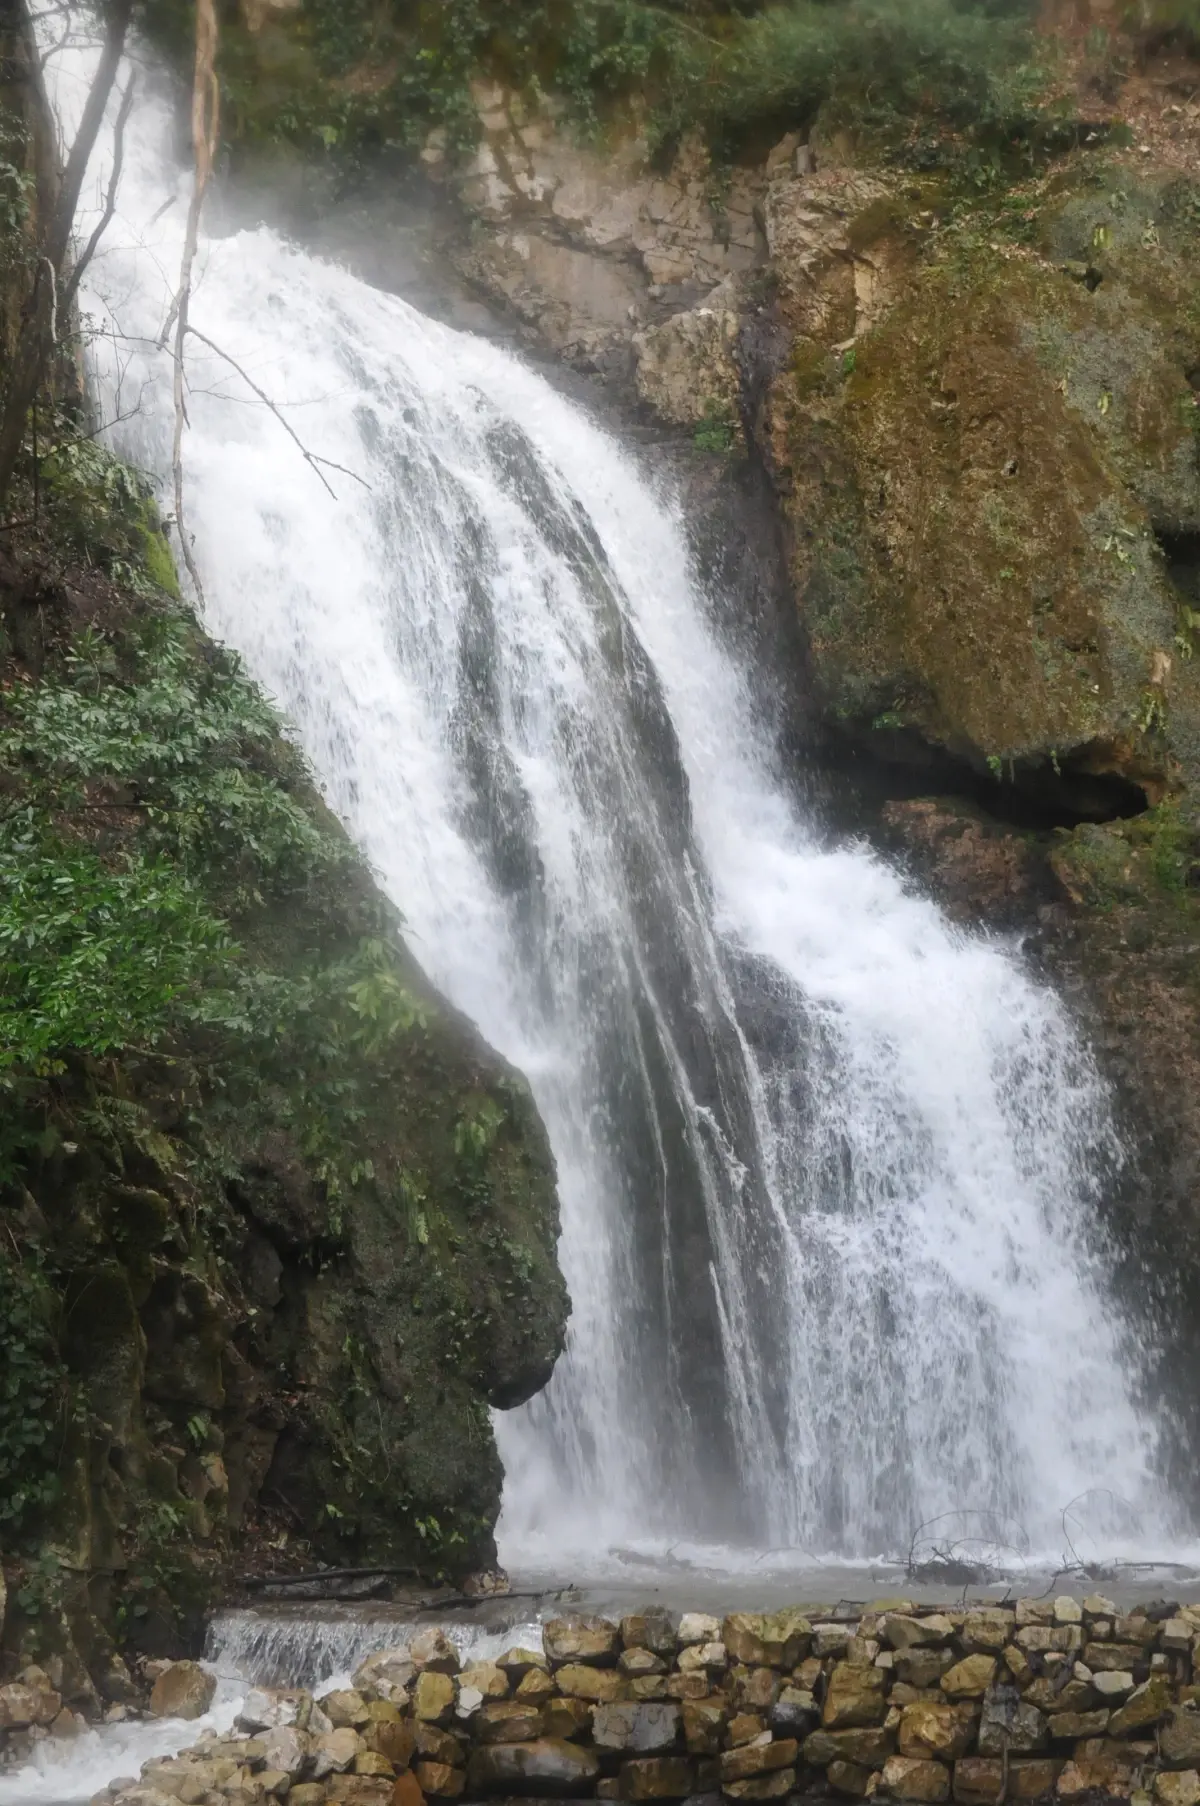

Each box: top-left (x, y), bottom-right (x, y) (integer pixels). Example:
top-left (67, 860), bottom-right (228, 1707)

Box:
top-left (0, 439), bottom-right (567, 1688)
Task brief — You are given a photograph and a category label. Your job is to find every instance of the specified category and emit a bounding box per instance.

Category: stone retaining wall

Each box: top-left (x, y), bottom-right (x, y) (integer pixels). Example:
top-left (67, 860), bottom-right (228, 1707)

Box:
top-left (85, 1598), bottom-right (1200, 1806)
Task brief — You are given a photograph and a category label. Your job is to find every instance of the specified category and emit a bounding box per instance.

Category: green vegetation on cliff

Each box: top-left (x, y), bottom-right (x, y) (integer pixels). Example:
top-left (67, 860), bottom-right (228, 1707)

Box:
top-left (0, 433), bottom-right (566, 1672)
top-left (141, 0), bottom-right (1048, 170)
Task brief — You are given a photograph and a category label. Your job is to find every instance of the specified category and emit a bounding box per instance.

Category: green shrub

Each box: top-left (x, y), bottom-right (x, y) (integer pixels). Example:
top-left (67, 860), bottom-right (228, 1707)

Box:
top-left (657, 0), bottom-right (1044, 155)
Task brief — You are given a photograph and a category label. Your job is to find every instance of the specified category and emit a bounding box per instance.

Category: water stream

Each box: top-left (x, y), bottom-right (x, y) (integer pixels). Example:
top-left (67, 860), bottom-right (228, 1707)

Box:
top-left (42, 38), bottom-right (1171, 1587)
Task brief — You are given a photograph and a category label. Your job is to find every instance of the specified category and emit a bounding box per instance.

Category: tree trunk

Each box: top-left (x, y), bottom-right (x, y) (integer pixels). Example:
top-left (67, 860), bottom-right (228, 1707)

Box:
top-left (0, 0), bottom-right (135, 515)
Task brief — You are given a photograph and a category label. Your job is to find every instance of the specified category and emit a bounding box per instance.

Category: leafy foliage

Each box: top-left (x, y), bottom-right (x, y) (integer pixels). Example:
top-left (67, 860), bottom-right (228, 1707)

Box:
top-left (177, 0), bottom-right (1047, 168)
top-left (0, 836), bottom-right (233, 1073)
top-left (655, 0), bottom-right (1044, 157)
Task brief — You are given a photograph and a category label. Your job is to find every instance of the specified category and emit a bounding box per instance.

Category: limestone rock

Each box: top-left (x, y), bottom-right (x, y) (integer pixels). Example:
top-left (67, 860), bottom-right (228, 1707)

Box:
top-left (355, 1751), bottom-right (396, 1778)
top-left (544, 1617), bottom-right (621, 1666)
top-left (898, 1704), bottom-right (978, 1761)
top-left (881, 1755), bottom-right (951, 1801)
top-left (517, 1668), bottom-right (557, 1702)
top-left (474, 1700), bottom-right (543, 1743)
top-left (353, 1651), bottom-right (415, 1703)
top-left (149, 1664), bottom-right (216, 1722)
top-left (312, 1727), bottom-right (364, 1778)
top-left (1094, 1672), bottom-right (1137, 1700)
top-left (1049, 1709), bottom-right (1110, 1740)
top-left (1109, 1676), bottom-right (1174, 1736)
top-left (942, 1657), bottom-right (997, 1700)
top-left (1086, 1644), bottom-right (1149, 1673)
top-left (413, 1673), bottom-right (456, 1724)
top-left (722, 1612), bottom-right (812, 1671)
top-left (953, 1758), bottom-right (1006, 1804)
top-left (667, 1672), bottom-right (712, 1702)
top-left (678, 1615), bottom-right (721, 1646)
top-left (0, 1681), bottom-right (62, 1728)
top-left (1162, 1705), bottom-right (1200, 1768)
top-left (465, 1735), bottom-right (601, 1795)
top-left (496, 1646), bottom-right (547, 1679)
top-left (1025, 1680), bottom-right (1094, 1716)
top-left (682, 1699), bottom-right (727, 1754)
top-left (963, 1613), bottom-right (1015, 1654)
top-left (616, 1756), bottom-right (694, 1799)
top-left (829, 1759), bottom-right (875, 1797)
top-left (621, 1649), bottom-right (667, 1677)
top-left (770, 1686), bottom-right (818, 1736)
top-left (237, 1688), bottom-right (313, 1732)
top-left (719, 1738), bottom-right (798, 1783)
top-left (1007, 1758), bottom-right (1063, 1799)
top-left (261, 1725), bottom-right (309, 1777)
top-left (458, 1663), bottom-right (508, 1700)
top-left (978, 1689), bottom-right (1047, 1756)
top-left (731, 1669), bottom-right (779, 1713)
top-left (723, 1773), bottom-right (795, 1801)
top-left (1156, 1773), bottom-right (1200, 1806)
top-left (804, 1727), bottom-right (894, 1768)
top-left (823, 1663), bottom-right (888, 1728)
top-left (897, 1649), bottom-right (956, 1690)
top-left (621, 1613), bottom-right (677, 1656)
top-left (678, 1644), bottom-right (726, 1675)
top-left (413, 1759), bottom-right (464, 1798)
top-left (556, 1663), bottom-right (628, 1703)
top-left (322, 1690), bottom-right (371, 1728)
top-left (543, 1697), bottom-right (595, 1740)
top-left (410, 1632), bottom-right (460, 1676)
top-left (1056, 1747), bottom-right (1141, 1797)
top-left (592, 1702), bottom-right (682, 1754)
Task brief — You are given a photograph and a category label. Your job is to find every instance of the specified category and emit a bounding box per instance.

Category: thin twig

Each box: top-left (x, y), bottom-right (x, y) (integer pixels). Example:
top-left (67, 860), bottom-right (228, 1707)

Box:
top-left (167, 0), bottom-right (219, 604)
top-left (62, 75), bottom-right (135, 316)
top-left (185, 327), bottom-right (371, 498)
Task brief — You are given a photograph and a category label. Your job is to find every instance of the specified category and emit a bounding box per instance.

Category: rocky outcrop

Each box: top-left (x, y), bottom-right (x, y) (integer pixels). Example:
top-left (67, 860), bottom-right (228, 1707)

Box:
top-left (78, 1599), bottom-right (1200, 1806)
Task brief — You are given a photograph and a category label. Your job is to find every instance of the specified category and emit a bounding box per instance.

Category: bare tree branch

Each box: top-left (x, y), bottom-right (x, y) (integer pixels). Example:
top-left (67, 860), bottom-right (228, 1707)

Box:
top-left (167, 0), bottom-right (219, 603)
top-left (185, 326), bottom-right (371, 499)
top-left (62, 74), bottom-right (134, 316)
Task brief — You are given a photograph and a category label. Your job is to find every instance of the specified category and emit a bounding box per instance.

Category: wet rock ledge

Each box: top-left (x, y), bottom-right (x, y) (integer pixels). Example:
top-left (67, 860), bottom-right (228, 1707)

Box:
top-left (70, 1600), bottom-right (1200, 1806)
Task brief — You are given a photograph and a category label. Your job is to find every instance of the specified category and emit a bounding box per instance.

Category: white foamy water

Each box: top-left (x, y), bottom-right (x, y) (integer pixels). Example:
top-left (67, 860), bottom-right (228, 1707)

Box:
top-left (0, 1682), bottom-right (242, 1806)
top-left (39, 28), bottom-right (1176, 1597)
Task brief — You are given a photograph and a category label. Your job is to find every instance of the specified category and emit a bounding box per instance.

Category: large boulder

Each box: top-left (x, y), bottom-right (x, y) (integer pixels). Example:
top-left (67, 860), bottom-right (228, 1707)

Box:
top-left (148, 1662), bottom-right (216, 1722)
top-left (465, 1736), bottom-right (601, 1796)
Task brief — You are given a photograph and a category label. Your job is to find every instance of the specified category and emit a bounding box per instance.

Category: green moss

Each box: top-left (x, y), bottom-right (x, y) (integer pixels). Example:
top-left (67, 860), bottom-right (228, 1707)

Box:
top-left (770, 162), bottom-right (1200, 796)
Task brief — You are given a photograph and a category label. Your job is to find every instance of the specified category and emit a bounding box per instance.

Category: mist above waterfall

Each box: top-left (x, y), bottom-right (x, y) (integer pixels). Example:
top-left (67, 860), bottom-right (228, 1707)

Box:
top-left (45, 39), bottom-right (1173, 1574)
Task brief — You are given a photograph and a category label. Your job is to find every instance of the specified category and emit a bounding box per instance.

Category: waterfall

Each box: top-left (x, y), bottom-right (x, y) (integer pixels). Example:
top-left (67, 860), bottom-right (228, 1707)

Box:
top-left (46, 43), bottom-right (1168, 1572)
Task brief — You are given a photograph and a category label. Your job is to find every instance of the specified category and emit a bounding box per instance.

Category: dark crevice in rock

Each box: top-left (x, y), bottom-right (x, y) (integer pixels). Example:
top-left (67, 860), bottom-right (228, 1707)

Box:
top-left (1157, 527), bottom-right (1200, 606)
top-left (806, 724), bottom-right (1150, 835)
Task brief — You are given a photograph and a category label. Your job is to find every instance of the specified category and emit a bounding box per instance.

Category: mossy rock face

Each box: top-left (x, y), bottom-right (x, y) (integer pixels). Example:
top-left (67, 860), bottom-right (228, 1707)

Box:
top-left (764, 166), bottom-right (1200, 809)
top-left (0, 434), bottom-right (568, 1667)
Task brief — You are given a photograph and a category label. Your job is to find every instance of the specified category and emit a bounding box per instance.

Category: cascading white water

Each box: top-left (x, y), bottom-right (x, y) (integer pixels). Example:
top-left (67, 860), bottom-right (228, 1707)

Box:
top-left (45, 40), bottom-right (1170, 1572)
